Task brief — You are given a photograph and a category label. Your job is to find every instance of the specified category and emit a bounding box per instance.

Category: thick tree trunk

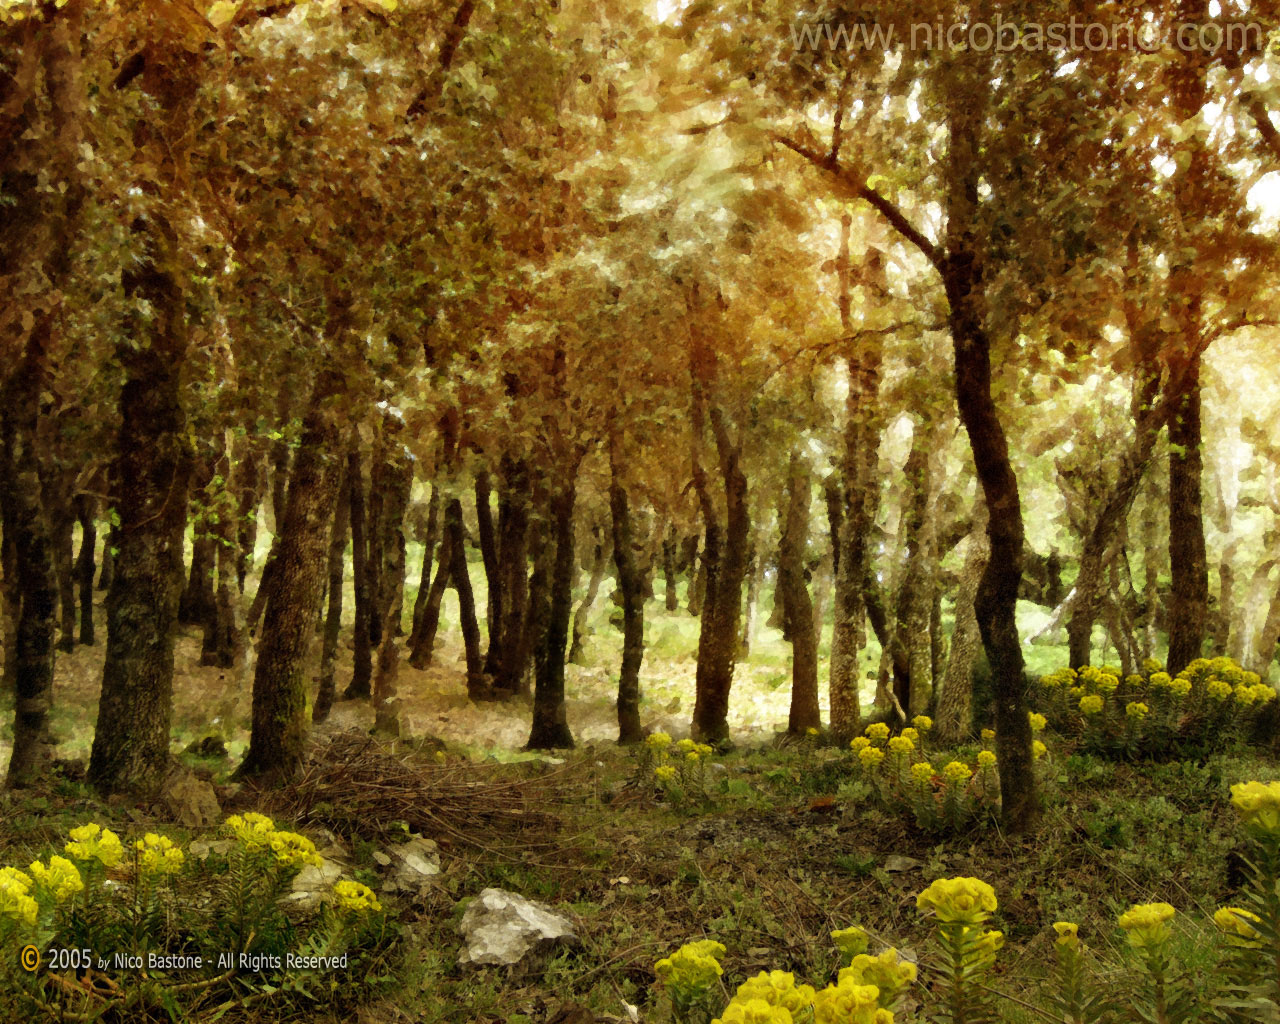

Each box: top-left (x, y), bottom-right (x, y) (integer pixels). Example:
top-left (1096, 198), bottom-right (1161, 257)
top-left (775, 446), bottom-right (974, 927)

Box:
top-left (609, 448), bottom-right (645, 744)
top-left (2, 329), bottom-right (60, 788)
top-left (343, 445), bottom-right (374, 699)
top-left (236, 369), bottom-right (345, 784)
top-left (89, 213), bottom-right (192, 798)
top-left (688, 546), bottom-right (707, 618)
top-left (372, 429), bottom-right (412, 639)
top-left (569, 524), bottom-right (607, 664)
top-left (366, 440), bottom-right (385, 647)
top-left (936, 507), bottom-right (988, 743)
top-left (2, 525), bottom-right (21, 694)
top-left (313, 464), bottom-right (350, 723)
top-left (493, 461), bottom-right (532, 694)
top-left (526, 478), bottom-right (577, 750)
top-left (74, 496), bottom-right (95, 645)
top-left (779, 452), bottom-right (819, 734)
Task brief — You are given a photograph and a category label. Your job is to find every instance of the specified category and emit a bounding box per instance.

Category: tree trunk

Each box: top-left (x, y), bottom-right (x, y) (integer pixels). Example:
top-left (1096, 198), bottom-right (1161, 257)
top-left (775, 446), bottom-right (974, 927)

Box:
top-left (688, 544), bottom-right (707, 618)
top-left (53, 508), bottom-right (76, 654)
top-left (97, 530), bottom-right (115, 591)
top-left (936, 507), bottom-right (988, 743)
top-left (236, 368), bottom-right (345, 784)
top-left (609, 446), bottom-right (645, 744)
top-left (1, 524), bottom-right (21, 694)
top-left (89, 212), bottom-right (193, 798)
top-left (739, 535), bottom-right (762, 659)
top-left (445, 497), bottom-right (487, 700)
top-left (343, 445), bottom-right (374, 699)
top-left (779, 451), bottom-right (819, 734)
top-left (1166, 355), bottom-right (1208, 673)
top-left (74, 495), bottom-right (95, 645)
top-left (662, 527), bottom-right (679, 612)
top-left (493, 461), bottom-right (532, 694)
top-left (526, 477), bottom-right (577, 750)
top-left (474, 470), bottom-right (499, 643)
top-left (569, 524), bottom-right (607, 664)
top-left (373, 429), bottom-right (413, 639)
top-left (313, 464), bottom-right (350, 723)
top-left (235, 442), bottom-right (261, 593)
top-left (408, 524), bottom-right (452, 669)
top-left (409, 485), bottom-right (441, 647)
top-left (366, 439), bottom-right (385, 647)
top-left (1, 328), bottom-right (60, 788)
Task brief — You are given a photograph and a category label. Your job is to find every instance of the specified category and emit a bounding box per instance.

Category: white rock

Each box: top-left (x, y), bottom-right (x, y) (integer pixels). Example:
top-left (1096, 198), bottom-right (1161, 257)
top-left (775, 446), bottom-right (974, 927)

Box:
top-left (287, 858), bottom-right (345, 910)
top-left (457, 887), bottom-right (579, 968)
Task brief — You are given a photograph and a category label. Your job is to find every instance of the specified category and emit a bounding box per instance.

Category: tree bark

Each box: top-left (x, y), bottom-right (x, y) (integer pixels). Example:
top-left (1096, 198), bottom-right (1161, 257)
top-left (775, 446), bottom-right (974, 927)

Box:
top-left (779, 451), bottom-right (820, 734)
top-left (52, 507), bottom-right (76, 654)
top-left (474, 470), bottom-right (499, 643)
top-left (409, 485), bottom-right (441, 647)
top-left (493, 460), bottom-right (532, 694)
top-left (408, 524), bottom-right (453, 669)
top-left (569, 523), bottom-right (608, 664)
top-left (1167, 354), bottom-right (1208, 672)
top-left (236, 368), bottom-right (345, 784)
top-left (313, 463), bottom-right (350, 723)
top-left (609, 445), bottom-right (645, 744)
top-left (74, 495), bottom-right (95, 645)
top-left (936, 507), bottom-right (988, 743)
top-left (444, 496), bottom-right (486, 700)
top-left (662, 527), bottom-right (680, 612)
top-left (89, 212), bottom-right (193, 799)
top-left (526, 476), bottom-right (577, 750)
top-left (343, 445), bottom-right (374, 699)
top-left (739, 535), bottom-right (762, 659)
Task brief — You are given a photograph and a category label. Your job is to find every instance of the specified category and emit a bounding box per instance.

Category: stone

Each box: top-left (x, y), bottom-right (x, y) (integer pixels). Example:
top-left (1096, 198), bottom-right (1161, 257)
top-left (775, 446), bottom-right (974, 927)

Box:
top-left (158, 769), bottom-right (221, 828)
top-left (287, 858), bottom-right (345, 910)
top-left (883, 854), bottom-right (923, 873)
top-left (457, 887), bottom-right (579, 968)
top-left (381, 837), bottom-right (441, 893)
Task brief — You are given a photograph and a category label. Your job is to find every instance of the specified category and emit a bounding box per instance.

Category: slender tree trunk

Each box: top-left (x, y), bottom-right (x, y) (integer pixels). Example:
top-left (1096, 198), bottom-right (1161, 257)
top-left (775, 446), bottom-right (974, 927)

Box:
top-left (526, 476), bottom-right (577, 750)
top-left (569, 524), bottom-right (607, 664)
top-left (373, 429), bottom-right (413, 638)
top-left (343, 445), bottom-right (374, 699)
top-left (97, 530), bottom-right (115, 591)
top-left (1215, 539), bottom-right (1237, 655)
top-left (739, 535), bottom-right (762, 659)
top-left (366, 440), bottom-right (385, 648)
top-left (89, 212), bottom-right (193, 798)
top-left (662, 528), bottom-right (679, 612)
top-left (779, 452), bottom-right (819, 734)
top-left (74, 495), bottom-right (95, 645)
top-left (235, 443), bottom-right (261, 593)
top-left (609, 447), bottom-right (645, 744)
top-left (2, 524), bottom-right (21, 694)
top-left (236, 368), bottom-right (345, 783)
top-left (688, 545), bottom-right (707, 618)
top-left (53, 509), bottom-right (76, 654)
top-left (313, 464), bottom-right (350, 723)
top-left (936, 507), bottom-right (988, 744)
top-left (445, 497), bottom-right (486, 700)
top-left (409, 486), bottom-right (441, 646)
top-left (474, 470), bottom-right (499, 643)
top-left (408, 525), bottom-right (453, 669)
top-left (493, 461), bottom-right (532, 693)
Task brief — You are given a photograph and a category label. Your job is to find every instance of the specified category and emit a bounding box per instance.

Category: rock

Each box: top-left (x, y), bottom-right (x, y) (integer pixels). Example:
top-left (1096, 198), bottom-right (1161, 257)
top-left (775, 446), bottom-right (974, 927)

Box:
top-left (381, 837), bottom-right (441, 894)
top-left (457, 888), bottom-right (579, 969)
top-left (158, 769), bottom-right (221, 828)
top-left (187, 838), bottom-right (234, 860)
top-left (372, 851), bottom-right (392, 867)
top-left (287, 858), bottom-right (345, 910)
top-left (883, 855), bottom-right (923, 873)
top-left (184, 735), bottom-right (228, 759)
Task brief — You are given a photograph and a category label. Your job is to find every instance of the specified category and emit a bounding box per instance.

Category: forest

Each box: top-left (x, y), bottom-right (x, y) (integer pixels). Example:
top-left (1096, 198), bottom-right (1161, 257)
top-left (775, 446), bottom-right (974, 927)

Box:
top-left (6, 0), bottom-right (1280, 1021)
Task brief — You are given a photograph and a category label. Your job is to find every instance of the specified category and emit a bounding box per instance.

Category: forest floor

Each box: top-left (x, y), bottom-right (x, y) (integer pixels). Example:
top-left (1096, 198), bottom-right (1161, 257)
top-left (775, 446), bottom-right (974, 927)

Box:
top-left (0, 551), bottom-right (1251, 1022)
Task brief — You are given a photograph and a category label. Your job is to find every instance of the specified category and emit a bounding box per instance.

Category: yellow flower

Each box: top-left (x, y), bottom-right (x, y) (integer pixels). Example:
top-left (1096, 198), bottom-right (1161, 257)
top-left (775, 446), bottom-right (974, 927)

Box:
top-left (332, 879), bottom-right (382, 914)
top-left (1125, 701), bottom-right (1149, 720)
top-left (646, 731), bottom-right (673, 749)
top-left (28, 856), bottom-right (83, 903)
top-left (901, 727), bottom-right (920, 745)
top-left (864, 723), bottom-right (890, 744)
top-left (1214, 907), bottom-right (1262, 946)
top-left (267, 830), bottom-right (323, 869)
top-left (831, 925), bottom-right (869, 959)
top-left (850, 737), bottom-right (871, 753)
top-left (1169, 677), bottom-right (1192, 698)
top-left (1143, 658), bottom-right (1164, 674)
top-left (136, 833), bottom-right (185, 876)
top-left (842, 947), bottom-right (917, 997)
top-left (697, 744), bottom-right (714, 756)
top-left (806, 727), bottom-right (820, 737)
top-left (1032, 740), bottom-right (1047, 760)
top-left (225, 812), bottom-right (277, 850)
top-left (1052, 921), bottom-right (1079, 947)
top-left (980, 728), bottom-right (995, 742)
top-left (888, 735), bottom-right (914, 755)
top-left (677, 738), bottom-right (698, 752)
top-left (858, 746), bottom-right (885, 771)
top-left (713, 997), bottom-right (794, 1024)
top-left (733, 969), bottom-right (817, 1014)
top-left (976, 750), bottom-right (997, 769)
top-left (1028, 713), bottom-right (1046, 733)
top-left (912, 715), bottom-right (933, 733)
top-left (1207, 679), bottom-right (1233, 700)
top-left (1117, 902), bottom-right (1175, 948)
top-left (65, 823), bottom-right (124, 869)
top-left (0, 868), bottom-right (37, 928)
top-left (943, 761), bottom-right (972, 784)
top-left (1231, 781), bottom-right (1280, 833)
top-left (1149, 672), bottom-right (1172, 689)
top-left (686, 751), bottom-right (701, 762)
top-left (655, 765), bottom-right (677, 783)
top-left (910, 762), bottom-right (935, 785)
top-left (811, 976), bottom-right (882, 1024)
top-left (1079, 694), bottom-right (1104, 715)
top-left (1097, 673), bottom-right (1119, 693)
top-left (656, 940), bottom-right (725, 999)
top-left (1234, 684), bottom-right (1259, 706)
top-left (917, 876), bottom-right (998, 923)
